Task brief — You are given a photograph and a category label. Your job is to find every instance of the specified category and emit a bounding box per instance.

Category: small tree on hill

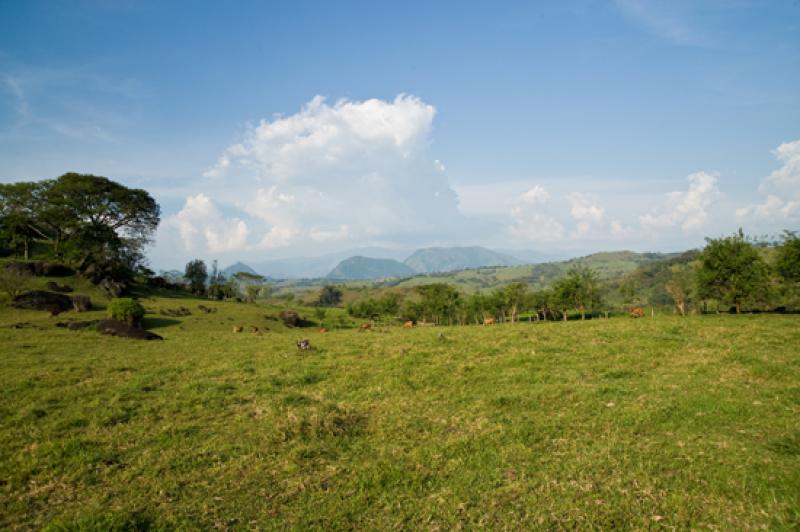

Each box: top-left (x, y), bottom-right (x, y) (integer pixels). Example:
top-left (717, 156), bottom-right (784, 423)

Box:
top-left (697, 229), bottom-right (768, 314)
top-left (318, 285), bottom-right (343, 306)
top-left (184, 259), bottom-right (207, 295)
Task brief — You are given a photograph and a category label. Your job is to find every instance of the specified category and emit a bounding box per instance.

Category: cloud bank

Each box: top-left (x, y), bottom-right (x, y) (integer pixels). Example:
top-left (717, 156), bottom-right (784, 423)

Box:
top-left (163, 94), bottom-right (463, 257)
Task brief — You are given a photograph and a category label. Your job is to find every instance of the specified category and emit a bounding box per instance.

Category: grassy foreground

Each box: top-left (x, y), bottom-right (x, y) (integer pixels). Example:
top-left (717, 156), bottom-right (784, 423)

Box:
top-left (1, 298), bottom-right (799, 529)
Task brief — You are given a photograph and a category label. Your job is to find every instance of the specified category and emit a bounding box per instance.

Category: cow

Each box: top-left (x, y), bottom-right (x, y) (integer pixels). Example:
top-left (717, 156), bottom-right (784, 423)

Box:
top-left (403, 320), bottom-right (414, 329)
top-left (358, 323), bottom-right (371, 332)
top-left (483, 318), bottom-right (495, 326)
top-left (319, 327), bottom-right (328, 333)
top-left (629, 307), bottom-right (645, 318)
top-left (232, 325), bottom-right (244, 333)
top-left (296, 339), bottom-right (311, 350)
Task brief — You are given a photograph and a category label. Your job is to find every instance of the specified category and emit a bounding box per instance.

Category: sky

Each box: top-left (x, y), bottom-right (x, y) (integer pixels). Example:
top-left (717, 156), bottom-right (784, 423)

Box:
top-left (1, 0), bottom-right (799, 269)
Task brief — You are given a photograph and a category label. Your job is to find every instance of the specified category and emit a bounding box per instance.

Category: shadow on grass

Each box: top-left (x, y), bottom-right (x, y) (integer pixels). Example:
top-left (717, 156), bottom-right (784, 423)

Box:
top-left (142, 317), bottom-right (182, 329)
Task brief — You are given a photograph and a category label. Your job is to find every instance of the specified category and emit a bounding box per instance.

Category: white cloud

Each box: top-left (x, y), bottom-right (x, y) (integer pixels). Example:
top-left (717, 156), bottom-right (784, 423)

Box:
top-left (198, 94), bottom-right (462, 249)
top-left (521, 185), bottom-right (551, 205)
top-left (169, 193), bottom-right (249, 253)
top-left (567, 193), bottom-right (604, 224)
top-left (640, 171), bottom-right (719, 231)
top-left (509, 185), bottom-right (565, 242)
top-left (738, 139), bottom-right (800, 223)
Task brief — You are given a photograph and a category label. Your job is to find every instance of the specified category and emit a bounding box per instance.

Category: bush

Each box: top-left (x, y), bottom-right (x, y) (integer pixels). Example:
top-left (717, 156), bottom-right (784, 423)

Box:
top-left (0, 266), bottom-right (31, 300)
top-left (108, 298), bottom-right (145, 327)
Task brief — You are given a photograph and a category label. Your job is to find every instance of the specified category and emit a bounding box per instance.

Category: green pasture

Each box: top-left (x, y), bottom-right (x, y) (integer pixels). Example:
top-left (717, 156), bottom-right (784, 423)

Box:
top-left (1, 295), bottom-right (798, 529)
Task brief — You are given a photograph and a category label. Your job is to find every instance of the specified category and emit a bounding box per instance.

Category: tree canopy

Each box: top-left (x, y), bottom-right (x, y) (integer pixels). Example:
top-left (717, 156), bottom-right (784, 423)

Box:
top-left (0, 173), bottom-right (160, 281)
top-left (696, 229), bottom-right (769, 313)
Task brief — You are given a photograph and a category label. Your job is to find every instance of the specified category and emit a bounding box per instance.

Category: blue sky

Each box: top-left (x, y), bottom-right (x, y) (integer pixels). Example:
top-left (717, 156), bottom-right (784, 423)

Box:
top-left (1, 1), bottom-right (799, 268)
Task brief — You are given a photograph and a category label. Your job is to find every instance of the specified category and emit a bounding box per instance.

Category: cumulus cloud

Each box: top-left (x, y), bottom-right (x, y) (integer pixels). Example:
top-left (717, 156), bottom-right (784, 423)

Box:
top-left (737, 139), bottom-right (800, 223)
top-left (509, 185), bottom-right (565, 242)
top-left (169, 193), bottom-right (249, 253)
top-left (640, 171), bottom-right (719, 231)
top-left (188, 94), bottom-right (463, 251)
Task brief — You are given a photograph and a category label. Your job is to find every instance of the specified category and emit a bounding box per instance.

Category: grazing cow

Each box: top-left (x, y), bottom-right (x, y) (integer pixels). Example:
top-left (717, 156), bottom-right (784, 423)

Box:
top-left (629, 307), bottom-right (645, 318)
top-left (250, 326), bottom-right (259, 333)
top-left (319, 328), bottom-right (328, 333)
top-left (403, 320), bottom-right (414, 329)
top-left (358, 323), bottom-right (371, 332)
top-left (296, 339), bottom-right (311, 350)
top-left (483, 318), bottom-right (494, 326)
top-left (233, 325), bottom-right (244, 333)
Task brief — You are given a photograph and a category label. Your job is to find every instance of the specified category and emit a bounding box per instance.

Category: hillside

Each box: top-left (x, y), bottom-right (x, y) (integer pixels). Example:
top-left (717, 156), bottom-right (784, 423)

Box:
top-left (327, 256), bottom-right (416, 280)
top-left (381, 250), bottom-right (679, 293)
top-left (404, 246), bottom-right (520, 273)
top-left (222, 261), bottom-right (259, 278)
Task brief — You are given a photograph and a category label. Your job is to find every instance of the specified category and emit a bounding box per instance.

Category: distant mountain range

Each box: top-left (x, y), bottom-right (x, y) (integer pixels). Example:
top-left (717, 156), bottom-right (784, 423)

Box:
top-left (404, 246), bottom-right (521, 274)
top-left (326, 256), bottom-right (416, 280)
top-left (224, 246), bottom-right (533, 280)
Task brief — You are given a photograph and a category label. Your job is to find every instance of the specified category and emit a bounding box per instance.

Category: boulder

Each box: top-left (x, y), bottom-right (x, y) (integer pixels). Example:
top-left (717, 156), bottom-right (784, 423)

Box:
top-left (5, 261), bottom-right (73, 277)
top-left (94, 320), bottom-right (163, 340)
top-left (98, 278), bottom-right (126, 298)
top-left (45, 281), bottom-right (73, 293)
top-left (278, 310), bottom-right (302, 327)
top-left (71, 295), bottom-right (92, 312)
top-left (12, 290), bottom-right (73, 313)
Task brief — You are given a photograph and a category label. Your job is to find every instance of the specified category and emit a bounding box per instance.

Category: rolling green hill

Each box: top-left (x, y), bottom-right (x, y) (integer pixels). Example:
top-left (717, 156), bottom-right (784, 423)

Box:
top-left (404, 246), bottom-right (520, 273)
top-left (326, 256), bottom-right (416, 280)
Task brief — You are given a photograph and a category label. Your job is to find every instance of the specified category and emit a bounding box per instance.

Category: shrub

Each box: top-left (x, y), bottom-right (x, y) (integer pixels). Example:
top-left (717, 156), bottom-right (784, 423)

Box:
top-left (0, 266), bottom-right (31, 300)
top-left (108, 298), bottom-right (145, 327)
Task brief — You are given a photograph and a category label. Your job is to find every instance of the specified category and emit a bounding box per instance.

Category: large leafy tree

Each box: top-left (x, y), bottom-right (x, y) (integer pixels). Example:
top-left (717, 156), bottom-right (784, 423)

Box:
top-left (0, 173), bottom-right (160, 280)
top-left (696, 229), bottom-right (768, 313)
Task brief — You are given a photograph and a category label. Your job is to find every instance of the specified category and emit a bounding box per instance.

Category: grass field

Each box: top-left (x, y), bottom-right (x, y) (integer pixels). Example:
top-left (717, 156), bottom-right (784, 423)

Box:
top-left (1, 295), bottom-right (799, 529)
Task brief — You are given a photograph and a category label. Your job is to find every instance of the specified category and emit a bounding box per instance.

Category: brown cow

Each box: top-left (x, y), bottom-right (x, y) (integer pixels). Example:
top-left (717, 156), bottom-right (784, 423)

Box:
top-left (629, 307), bottom-right (645, 318)
top-left (483, 318), bottom-right (495, 326)
top-left (403, 320), bottom-right (414, 329)
top-left (319, 327), bottom-right (328, 333)
top-left (358, 323), bottom-right (371, 332)
top-left (232, 325), bottom-right (244, 333)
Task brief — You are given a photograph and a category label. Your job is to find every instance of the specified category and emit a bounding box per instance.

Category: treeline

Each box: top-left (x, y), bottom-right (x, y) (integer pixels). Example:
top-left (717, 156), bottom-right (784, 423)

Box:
top-left (346, 229), bottom-right (800, 325)
top-left (0, 173), bottom-right (159, 283)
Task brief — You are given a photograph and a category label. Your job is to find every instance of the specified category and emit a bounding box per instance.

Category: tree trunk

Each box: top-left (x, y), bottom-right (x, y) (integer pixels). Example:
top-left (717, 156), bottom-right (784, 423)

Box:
top-left (563, 309), bottom-right (568, 322)
top-left (736, 302), bottom-right (741, 314)
top-left (23, 238), bottom-right (29, 261)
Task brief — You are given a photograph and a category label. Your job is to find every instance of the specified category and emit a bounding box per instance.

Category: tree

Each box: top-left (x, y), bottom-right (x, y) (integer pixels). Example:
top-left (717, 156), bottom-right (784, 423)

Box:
top-left (696, 229), bottom-right (768, 314)
top-left (244, 284), bottom-right (262, 303)
top-left (207, 260), bottom-right (226, 300)
top-left (318, 285), bottom-right (343, 306)
top-left (664, 263), bottom-right (696, 316)
top-left (415, 283), bottom-right (462, 325)
top-left (184, 260), bottom-right (208, 295)
top-left (776, 230), bottom-right (800, 283)
top-left (551, 265), bottom-right (603, 320)
top-left (0, 173), bottom-right (160, 280)
top-left (0, 267), bottom-right (30, 299)
top-left (502, 282), bottom-right (528, 323)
